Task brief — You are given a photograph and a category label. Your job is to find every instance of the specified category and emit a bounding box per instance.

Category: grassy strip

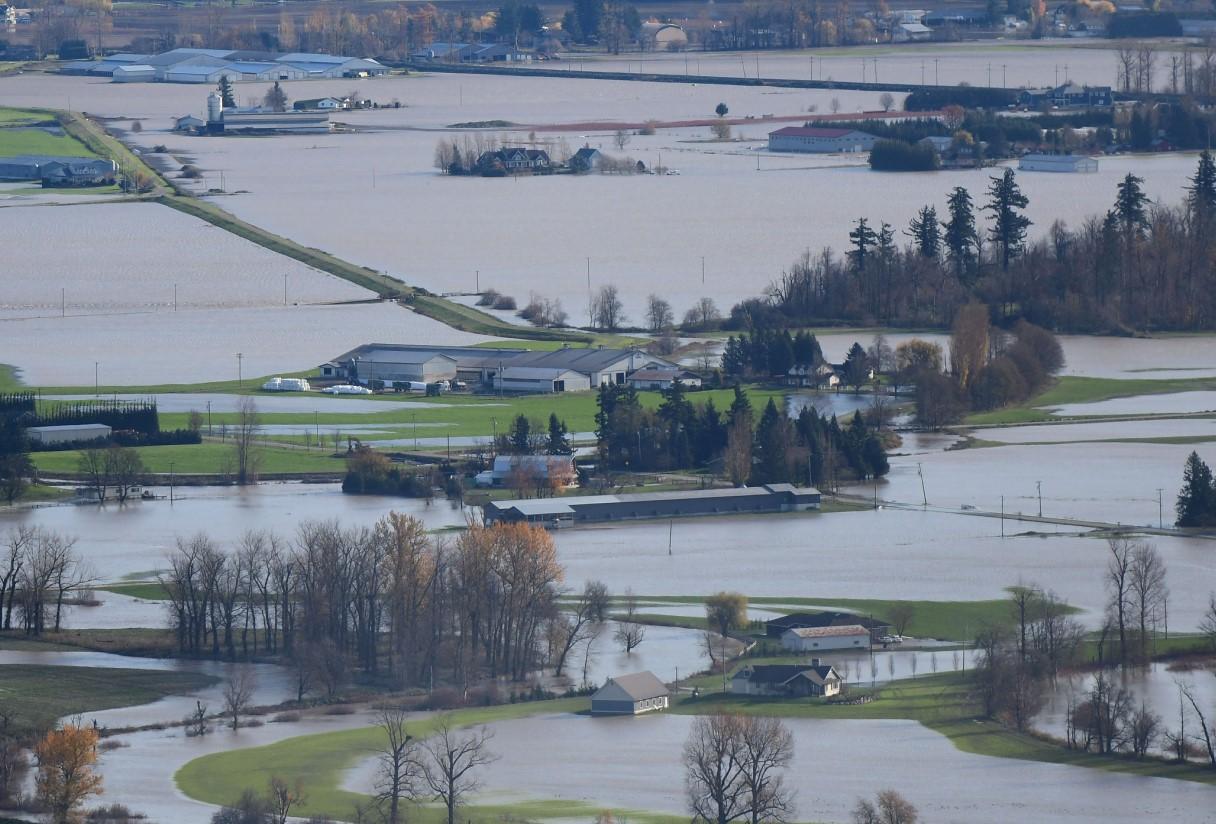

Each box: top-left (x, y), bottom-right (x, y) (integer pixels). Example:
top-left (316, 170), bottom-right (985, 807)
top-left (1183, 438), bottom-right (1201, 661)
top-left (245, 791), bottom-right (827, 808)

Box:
top-left (32, 443), bottom-right (346, 476)
top-left (633, 595), bottom-right (1024, 642)
top-left (57, 110), bottom-right (166, 188)
top-left (99, 582), bottom-right (171, 601)
top-left (0, 664), bottom-right (216, 731)
top-left (0, 628), bottom-right (176, 656)
top-left (406, 294), bottom-right (592, 342)
top-left (0, 106), bottom-right (49, 125)
top-left (674, 671), bottom-right (1216, 785)
top-left (965, 375), bottom-right (1216, 426)
top-left (173, 698), bottom-right (692, 824)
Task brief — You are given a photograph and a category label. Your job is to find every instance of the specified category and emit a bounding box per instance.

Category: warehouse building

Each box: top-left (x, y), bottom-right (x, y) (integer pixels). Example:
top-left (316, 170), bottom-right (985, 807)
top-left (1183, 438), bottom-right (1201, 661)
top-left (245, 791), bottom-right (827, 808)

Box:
top-left (26, 423), bottom-right (112, 445)
top-left (61, 48), bottom-right (386, 84)
top-left (1018, 153), bottom-right (1099, 173)
top-left (767, 126), bottom-right (878, 153)
top-left (484, 484), bottom-right (821, 527)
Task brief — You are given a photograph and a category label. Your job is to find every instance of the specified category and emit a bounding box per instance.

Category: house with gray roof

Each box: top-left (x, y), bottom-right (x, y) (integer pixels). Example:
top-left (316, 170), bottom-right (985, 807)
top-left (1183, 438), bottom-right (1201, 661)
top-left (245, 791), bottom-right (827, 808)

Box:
top-left (591, 671), bottom-right (670, 715)
top-left (731, 662), bottom-right (842, 697)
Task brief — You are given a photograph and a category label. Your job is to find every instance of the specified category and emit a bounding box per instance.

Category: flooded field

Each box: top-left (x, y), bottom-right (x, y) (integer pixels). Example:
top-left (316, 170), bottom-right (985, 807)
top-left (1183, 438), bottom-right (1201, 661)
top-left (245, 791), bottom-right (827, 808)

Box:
top-left (0, 73), bottom-right (1203, 326)
top-left (2, 301), bottom-right (488, 385)
top-left (0, 483), bottom-right (468, 582)
top-left (343, 711), bottom-right (1216, 822)
top-left (0, 202), bottom-right (370, 318)
top-left (972, 418), bottom-right (1216, 444)
top-left (1048, 391), bottom-right (1216, 417)
top-left (883, 440), bottom-right (1211, 525)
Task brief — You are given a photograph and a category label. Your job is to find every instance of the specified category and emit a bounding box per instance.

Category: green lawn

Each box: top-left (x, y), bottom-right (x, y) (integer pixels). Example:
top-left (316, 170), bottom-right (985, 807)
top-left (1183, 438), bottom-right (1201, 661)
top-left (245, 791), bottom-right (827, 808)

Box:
top-left (0, 126), bottom-right (96, 158)
top-left (174, 697), bottom-right (692, 824)
top-left (965, 375), bottom-right (1216, 426)
top-left (0, 664), bottom-right (216, 731)
top-left (0, 106), bottom-right (49, 125)
top-left (32, 442), bottom-right (346, 476)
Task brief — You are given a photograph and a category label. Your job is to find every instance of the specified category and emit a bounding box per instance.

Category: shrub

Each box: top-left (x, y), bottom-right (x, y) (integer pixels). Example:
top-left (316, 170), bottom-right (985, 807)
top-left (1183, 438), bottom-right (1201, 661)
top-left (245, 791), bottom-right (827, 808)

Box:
top-left (492, 294), bottom-right (517, 311)
top-left (423, 687), bottom-right (464, 710)
top-left (271, 712), bottom-right (301, 723)
top-left (180, 165), bottom-right (201, 179)
top-left (868, 139), bottom-right (940, 172)
top-left (475, 289), bottom-right (500, 307)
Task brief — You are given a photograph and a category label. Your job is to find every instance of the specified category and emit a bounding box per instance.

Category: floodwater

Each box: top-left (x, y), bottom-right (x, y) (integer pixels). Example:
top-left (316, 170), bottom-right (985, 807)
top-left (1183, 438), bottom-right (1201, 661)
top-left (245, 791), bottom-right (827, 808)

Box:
top-left (0, 483), bottom-right (469, 583)
top-left (1035, 663), bottom-right (1216, 756)
top-left (1, 301), bottom-right (490, 386)
top-left (883, 440), bottom-right (1210, 525)
top-left (0, 72), bottom-right (1202, 328)
top-left (971, 418), bottom-right (1216, 444)
top-left (342, 711), bottom-right (1216, 822)
top-left (1048, 391), bottom-right (1216, 417)
top-left (552, 507), bottom-right (1216, 632)
top-left (0, 202), bottom-right (370, 318)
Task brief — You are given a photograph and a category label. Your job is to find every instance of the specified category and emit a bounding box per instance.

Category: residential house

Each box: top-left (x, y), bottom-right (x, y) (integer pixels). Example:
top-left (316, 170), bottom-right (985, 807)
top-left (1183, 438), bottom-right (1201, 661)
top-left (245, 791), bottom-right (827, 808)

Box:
top-left (591, 671), bottom-right (670, 715)
top-left (781, 625), bottom-right (872, 652)
top-left (893, 22), bottom-right (932, 42)
top-left (768, 127), bottom-right (879, 154)
top-left (39, 159), bottom-right (117, 187)
top-left (731, 662), bottom-right (842, 697)
top-left (476, 148), bottom-right (551, 175)
top-left (293, 97), bottom-right (345, 111)
top-left (627, 368), bottom-right (702, 391)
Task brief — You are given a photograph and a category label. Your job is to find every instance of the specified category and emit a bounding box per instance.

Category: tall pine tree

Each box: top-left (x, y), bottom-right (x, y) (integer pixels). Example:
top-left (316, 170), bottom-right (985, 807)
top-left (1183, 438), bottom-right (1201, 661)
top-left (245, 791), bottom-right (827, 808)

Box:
top-left (984, 168), bottom-right (1031, 270)
top-left (1176, 451), bottom-right (1216, 527)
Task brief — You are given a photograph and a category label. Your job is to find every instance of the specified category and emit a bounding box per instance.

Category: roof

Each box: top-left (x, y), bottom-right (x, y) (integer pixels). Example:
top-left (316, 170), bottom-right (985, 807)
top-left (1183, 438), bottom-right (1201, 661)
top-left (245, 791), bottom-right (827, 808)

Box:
top-left (504, 347), bottom-right (651, 372)
top-left (785, 624), bottom-right (871, 639)
top-left (113, 64), bottom-right (155, 73)
top-left (768, 611), bottom-right (885, 630)
top-left (164, 64), bottom-right (227, 77)
top-left (498, 366), bottom-right (583, 381)
top-left (629, 368), bottom-right (700, 381)
top-left (733, 664), bottom-right (837, 685)
top-left (596, 671), bottom-right (668, 701)
top-left (488, 484), bottom-right (820, 517)
top-left (27, 423), bottom-right (112, 433)
top-left (492, 455), bottom-right (573, 473)
top-left (900, 22), bottom-right (932, 32)
top-left (354, 350), bottom-right (458, 365)
top-left (769, 126), bottom-right (872, 139)
top-left (276, 52), bottom-right (349, 64)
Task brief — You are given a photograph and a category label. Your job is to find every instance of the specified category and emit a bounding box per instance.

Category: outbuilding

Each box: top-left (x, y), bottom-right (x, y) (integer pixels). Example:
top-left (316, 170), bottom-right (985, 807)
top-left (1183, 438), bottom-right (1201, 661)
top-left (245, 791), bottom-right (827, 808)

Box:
top-left (627, 368), bottom-right (702, 391)
top-left (767, 126), bottom-right (879, 154)
top-left (591, 671), bottom-right (670, 715)
top-left (348, 350), bottom-right (458, 385)
top-left (1018, 153), bottom-right (1099, 173)
top-left (731, 662), bottom-right (842, 697)
top-left (781, 625), bottom-right (872, 652)
top-left (26, 423), bottom-right (112, 445)
top-left (474, 455), bottom-right (576, 488)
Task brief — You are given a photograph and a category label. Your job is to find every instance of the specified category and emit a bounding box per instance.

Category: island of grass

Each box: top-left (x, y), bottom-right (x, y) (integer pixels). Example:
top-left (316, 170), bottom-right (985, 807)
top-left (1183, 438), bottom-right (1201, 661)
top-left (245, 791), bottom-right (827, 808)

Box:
top-left (0, 664), bottom-right (217, 731)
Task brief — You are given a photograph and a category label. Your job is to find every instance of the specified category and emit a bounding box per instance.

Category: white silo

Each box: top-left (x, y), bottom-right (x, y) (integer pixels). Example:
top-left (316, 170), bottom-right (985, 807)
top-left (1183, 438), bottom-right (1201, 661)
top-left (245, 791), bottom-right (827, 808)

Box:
top-left (206, 91), bottom-right (223, 124)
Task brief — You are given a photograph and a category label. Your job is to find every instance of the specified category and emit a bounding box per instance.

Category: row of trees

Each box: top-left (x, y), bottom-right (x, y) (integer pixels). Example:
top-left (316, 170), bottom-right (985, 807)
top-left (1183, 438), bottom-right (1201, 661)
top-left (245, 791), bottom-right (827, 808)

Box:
top-left (0, 527), bottom-right (88, 636)
top-left (161, 515), bottom-right (599, 688)
top-left (750, 155), bottom-right (1216, 333)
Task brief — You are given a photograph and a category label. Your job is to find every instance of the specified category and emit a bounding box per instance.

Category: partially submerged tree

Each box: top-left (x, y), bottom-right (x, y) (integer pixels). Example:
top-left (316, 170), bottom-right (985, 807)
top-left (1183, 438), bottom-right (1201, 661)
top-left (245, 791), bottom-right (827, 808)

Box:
top-left (34, 724), bottom-right (103, 824)
top-left (375, 706), bottom-right (421, 824)
top-left (420, 714), bottom-right (497, 824)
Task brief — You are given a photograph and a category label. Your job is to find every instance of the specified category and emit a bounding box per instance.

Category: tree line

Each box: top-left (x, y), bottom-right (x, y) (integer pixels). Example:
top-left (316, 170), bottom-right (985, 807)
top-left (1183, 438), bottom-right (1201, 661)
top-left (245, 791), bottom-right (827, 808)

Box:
top-left (744, 155), bottom-right (1216, 333)
top-left (594, 383), bottom-right (889, 486)
top-left (160, 514), bottom-right (616, 691)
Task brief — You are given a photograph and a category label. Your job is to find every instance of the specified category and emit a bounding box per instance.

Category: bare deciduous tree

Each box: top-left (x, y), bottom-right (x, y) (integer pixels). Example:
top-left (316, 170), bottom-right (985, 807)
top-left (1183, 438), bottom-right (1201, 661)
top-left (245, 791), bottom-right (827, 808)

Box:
top-left (376, 706), bottom-right (421, 824)
top-left (267, 775), bottom-right (305, 824)
top-left (852, 789), bottom-right (918, 824)
top-left (223, 669), bottom-right (256, 730)
top-left (589, 284), bottom-right (626, 331)
top-left (614, 588), bottom-right (646, 654)
top-left (1106, 537), bottom-right (1135, 664)
top-left (1129, 541), bottom-right (1168, 663)
top-left (552, 579), bottom-right (610, 678)
top-left (684, 714), bottom-right (795, 824)
top-left (233, 397), bottom-right (262, 485)
top-left (645, 294), bottom-right (674, 332)
top-left (420, 714), bottom-right (497, 824)
top-left (1201, 591), bottom-right (1216, 652)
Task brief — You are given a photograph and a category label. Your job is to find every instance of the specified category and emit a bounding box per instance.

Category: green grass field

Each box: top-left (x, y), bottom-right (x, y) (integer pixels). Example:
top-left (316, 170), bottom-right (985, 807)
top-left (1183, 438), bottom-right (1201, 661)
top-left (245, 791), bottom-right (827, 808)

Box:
top-left (32, 442), bottom-right (346, 477)
top-left (174, 698), bottom-right (693, 824)
top-left (965, 375), bottom-right (1216, 426)
top-left (0, 664), bottom-right (216, 731)
top-left (0, 126), bottom-right (96, 158)
top-left (0, 106), bottom-right (49, 125)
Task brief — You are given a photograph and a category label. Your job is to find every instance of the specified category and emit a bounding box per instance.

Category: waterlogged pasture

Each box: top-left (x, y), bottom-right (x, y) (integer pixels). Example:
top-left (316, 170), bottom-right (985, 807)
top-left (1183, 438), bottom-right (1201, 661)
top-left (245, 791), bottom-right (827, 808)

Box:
top-left (1047, 391), bottom-right (1216, 417)
top-left (341, 711), bottom-right (1216, 822)
top-left (971, 418), bottom-right (1216, 444)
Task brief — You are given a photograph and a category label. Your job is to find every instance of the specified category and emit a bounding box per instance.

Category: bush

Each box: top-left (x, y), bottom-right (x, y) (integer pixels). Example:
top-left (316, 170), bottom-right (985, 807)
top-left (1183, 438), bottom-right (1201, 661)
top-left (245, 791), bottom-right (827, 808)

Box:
top-left (150, 145), bottom-right (168, 153)
top-left (58, 39), bottom-right (91, 60)
top-left (180, 165), bottom-right (201, 179)
top-left (87, 803), bottom-right (145, 821)
top-left (868, 139), bottom-right (940, 172)
top-left (423, 687), bottom-right (464, 710)
top-left (271, 711), bottom-right (301, 723)
top-left (904, 87), bottom-right (1016, 111)
top-left (492, 295), bottom-right (517, 311)
top-left (475, 289), bottom-right (500, 307)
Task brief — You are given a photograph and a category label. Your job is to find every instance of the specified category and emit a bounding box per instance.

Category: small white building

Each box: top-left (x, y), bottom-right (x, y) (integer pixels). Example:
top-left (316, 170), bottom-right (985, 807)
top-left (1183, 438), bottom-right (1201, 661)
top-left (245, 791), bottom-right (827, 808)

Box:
top-left (781, 624), bottom-right (871, 652)
top-left (627, 368), bottom-right (702, 391)
top-left (591, 671), bottom-right (670, 715)
top-left (1018, 153), bottom-right (1099, 173)
top-left (26, 423), bottom-right (112, 445)
top-left (174, 114), bottom-right (205, 131)
top-left (111, 64), bottom-right (156, 82)
top-left (493, 366), bottom-right (591, 394)
top-left (768, 127), bottom-right (878, 154)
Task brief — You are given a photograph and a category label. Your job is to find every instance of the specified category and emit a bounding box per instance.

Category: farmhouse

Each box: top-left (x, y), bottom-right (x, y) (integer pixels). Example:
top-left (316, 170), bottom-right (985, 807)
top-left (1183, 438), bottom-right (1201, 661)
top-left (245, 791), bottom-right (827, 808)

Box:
top-left (767, 127), bottom-right (878, 154)
top-left (781, 625), bottom-right (872, 652)
top-left (293, 98), bottom-right (344, 111)
top-left (474, 455), bottom-right (576, 488)
top-left (26, 423), bottom-right (112, 445)
top-left (0, 155), bottom-right (117, 184)
top-left (477, 148), bottom-right (551, 175)
top-left (731, 662), bottom-right (842, 697)
top-left (484, 484), bottom-right (821, 527)
top-left (765, 611), bottom-right (891, 640)
top-left (1018, 153), bottom-right (1099, 173)
top-left (570, 147), bottom-right (606, 173)
top-left (627, 368), bottom-right (703, 390)
top-left (591, 671), bottom-right (670, 715)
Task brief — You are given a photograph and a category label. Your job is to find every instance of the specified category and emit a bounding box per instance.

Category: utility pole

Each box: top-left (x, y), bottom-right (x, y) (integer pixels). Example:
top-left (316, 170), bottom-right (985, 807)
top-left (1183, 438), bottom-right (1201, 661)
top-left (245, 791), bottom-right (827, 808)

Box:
top-left (94, 362), bottom-right (99, 396)
top-left (174, 283), bottom-right (178, 312)
top-left (207, 400), bottom-right (212, 435)
top-left (169, 461), bottom-right (175, 503)
top-left (475, 269), bottom-right (479, 293)
top-left (1157, 488), bottom-right (1164, 529)
top-left (236, 352), bottom-right (243, 387)
top-left (1001, 495), bottom-right (1005, 538)
top-left (701, 255), bottom-right (706, 285)
top-left (917, 462), bottom-right (927, 507)
top-left (1036, 480), bottom-right (1042, 517)
top-left (61, 287), bottom-right (65, 317)
top-left (283, 274), bottom-right (288, 306)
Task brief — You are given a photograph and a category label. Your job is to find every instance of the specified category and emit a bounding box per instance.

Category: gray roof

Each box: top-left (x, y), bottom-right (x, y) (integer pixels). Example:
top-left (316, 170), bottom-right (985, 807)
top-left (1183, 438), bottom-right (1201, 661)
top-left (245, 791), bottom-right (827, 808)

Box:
top-left (505, 347), bottom-right (646, 372)
top-left (488, 484), bottom-right (820, 517)
top-left (733, 664), bottom-right (837, 685)
top-left (600, 671), bottom-right (668, 701)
